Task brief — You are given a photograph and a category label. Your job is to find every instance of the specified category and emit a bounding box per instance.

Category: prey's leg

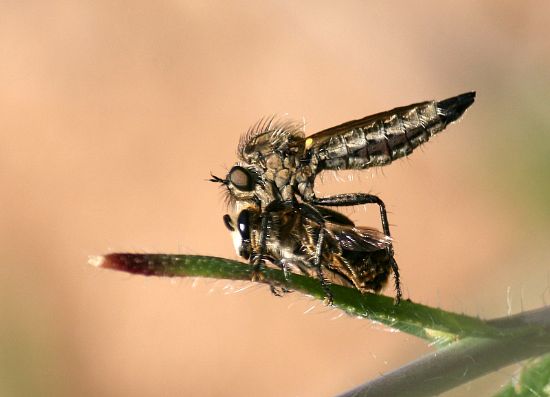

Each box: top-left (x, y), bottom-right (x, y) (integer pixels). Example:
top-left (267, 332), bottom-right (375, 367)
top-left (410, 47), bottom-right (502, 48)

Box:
top-left (298, 202), bottom-right (334, 305)
top-left (251, 201), bottom-right (297, 296)
top-left (311, 193), bottom-right (402, 303)
top-left (251, 212), bottom-right (269, 281)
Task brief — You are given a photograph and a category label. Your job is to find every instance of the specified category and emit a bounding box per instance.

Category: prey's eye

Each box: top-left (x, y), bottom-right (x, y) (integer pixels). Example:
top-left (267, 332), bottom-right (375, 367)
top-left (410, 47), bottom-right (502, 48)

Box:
top-left (237, 210), bottom-right (251, 241)
top-left (222, 214), bottom-right (234, 231)
top-left (228, 166), bottom-right (255, 191)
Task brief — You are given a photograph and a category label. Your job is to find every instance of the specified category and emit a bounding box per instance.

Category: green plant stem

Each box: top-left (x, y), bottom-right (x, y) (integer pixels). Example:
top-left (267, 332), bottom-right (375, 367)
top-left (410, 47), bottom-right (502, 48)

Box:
top-left (493, 353), bottom-right (550, 397)
top-left (94, 254), bottom-right (539, 342)
top-left (94, 253), bottom-right (550, 396)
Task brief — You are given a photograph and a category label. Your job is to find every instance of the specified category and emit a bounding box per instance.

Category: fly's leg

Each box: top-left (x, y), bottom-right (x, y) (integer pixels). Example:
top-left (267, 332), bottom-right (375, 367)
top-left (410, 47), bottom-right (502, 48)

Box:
top-left (267, 258), bottom-right (292, 296)
top-left (251, 200), bottom-right (294, 296)
top-left (250, 212), bottom-right (288, 295)
top-left (314, 228), bottom-right (333, 305)
top-left (298, 203), bottom-right (334, 305)
top-left (251, 212), bottom-right (269, 282)
top-left (389, 256), bottom-right (402, 303)
top-left (269, 285), bottom-right (291, 296)
top-left (311, 193), bottom-right (391, 236)
top-left (310, 193), bottom-right (402, 303)
top-left (250, 185), bottom-right (282, 281)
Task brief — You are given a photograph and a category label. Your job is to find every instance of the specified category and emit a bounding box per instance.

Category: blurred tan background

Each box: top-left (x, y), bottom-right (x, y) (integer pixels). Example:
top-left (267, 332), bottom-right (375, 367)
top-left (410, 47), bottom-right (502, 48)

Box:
top-left (1, 1), bottom-right (550, 396)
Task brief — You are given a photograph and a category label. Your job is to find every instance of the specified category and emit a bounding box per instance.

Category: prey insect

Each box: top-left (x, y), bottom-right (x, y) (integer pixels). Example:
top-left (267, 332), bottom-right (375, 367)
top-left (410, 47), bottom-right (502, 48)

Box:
top-left (211, 92), bottom-right (475, 304)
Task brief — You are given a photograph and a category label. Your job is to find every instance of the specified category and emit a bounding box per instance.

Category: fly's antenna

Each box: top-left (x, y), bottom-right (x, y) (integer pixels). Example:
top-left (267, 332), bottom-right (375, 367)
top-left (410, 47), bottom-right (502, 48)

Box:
top-left (209, 173), bottom-right (233, 207)
top-left (209, 173), bottom-right (228, 185)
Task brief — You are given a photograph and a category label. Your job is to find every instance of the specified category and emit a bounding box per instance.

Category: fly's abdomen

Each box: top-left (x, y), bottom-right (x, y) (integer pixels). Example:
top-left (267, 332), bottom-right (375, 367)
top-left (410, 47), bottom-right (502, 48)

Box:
top-left (312, 92), bottom-right (475, 171)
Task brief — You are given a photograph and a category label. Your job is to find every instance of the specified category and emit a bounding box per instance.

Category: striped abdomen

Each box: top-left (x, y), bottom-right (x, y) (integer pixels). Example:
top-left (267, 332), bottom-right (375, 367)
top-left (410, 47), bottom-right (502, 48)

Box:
top-left (308, 92), bottom-right (475, 171)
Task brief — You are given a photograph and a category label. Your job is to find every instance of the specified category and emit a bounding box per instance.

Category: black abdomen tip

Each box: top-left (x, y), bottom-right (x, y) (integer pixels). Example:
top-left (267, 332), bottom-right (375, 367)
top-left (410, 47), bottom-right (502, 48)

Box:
top-left (437, 91), bottom-right (476, 125)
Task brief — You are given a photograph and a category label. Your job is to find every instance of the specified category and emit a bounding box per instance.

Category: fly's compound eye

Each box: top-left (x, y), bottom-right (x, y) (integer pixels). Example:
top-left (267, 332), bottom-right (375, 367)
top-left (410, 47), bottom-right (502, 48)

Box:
top-left (228, 166), bottom-right (255, 191)
top-left (235, 209), bottom-right (252, 260)
top-left (222, 214), bottom-right (234, 231)
top-left (237, 209), bottom-right (251, 241)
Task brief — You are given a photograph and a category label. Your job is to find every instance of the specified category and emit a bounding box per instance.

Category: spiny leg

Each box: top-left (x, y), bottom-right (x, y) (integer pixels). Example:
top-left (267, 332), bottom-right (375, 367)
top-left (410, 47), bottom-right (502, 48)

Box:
top-left (252, 201), bottom-right (294, 296)
top-left (269, 259), bottom-right (292, 296)
top-left (252, 199), bottom-right (292, 276)
top-left (310, 193), bottom-right (402, 303)
top-left (314, 228), bottom-right (333, 305)
top-left (389, 257), bottom-right (402, 303)
top-left (251, 212), bottom-right (269, 281)
top-left (298, 202), bottom-right (334, 305)
top-left (311, 193), bottom-right (391, 236)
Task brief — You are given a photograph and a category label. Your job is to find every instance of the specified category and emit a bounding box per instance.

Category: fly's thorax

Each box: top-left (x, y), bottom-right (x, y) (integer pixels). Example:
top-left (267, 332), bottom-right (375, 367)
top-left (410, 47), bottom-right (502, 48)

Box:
top-left (235, 119), bottom-right (309, 206)
top-left (263, 152), bottom-right (296, 186)
top-left (247, 150), bottom-right (302, 204)
top-left (238, 118), bottom-right (305, 164)
top-left (227, 141), bottom-right (306, 207)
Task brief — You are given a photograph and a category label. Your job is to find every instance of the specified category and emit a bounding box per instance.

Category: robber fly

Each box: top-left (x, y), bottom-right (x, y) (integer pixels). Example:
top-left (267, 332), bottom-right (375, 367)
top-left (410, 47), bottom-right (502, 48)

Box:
top-left (211, 92), bottom-right (475, 304)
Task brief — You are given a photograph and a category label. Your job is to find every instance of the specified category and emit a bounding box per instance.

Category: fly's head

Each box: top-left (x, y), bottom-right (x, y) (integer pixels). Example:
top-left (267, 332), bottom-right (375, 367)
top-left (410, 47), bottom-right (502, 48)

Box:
top-left (210, 163), bottom-right (276, 205)
top-left (210, 164), bottom-right (266, 261)
top-left (221, 200), bottom-right (261, 261)
top-left (211, 117), bottom-right (308, 261)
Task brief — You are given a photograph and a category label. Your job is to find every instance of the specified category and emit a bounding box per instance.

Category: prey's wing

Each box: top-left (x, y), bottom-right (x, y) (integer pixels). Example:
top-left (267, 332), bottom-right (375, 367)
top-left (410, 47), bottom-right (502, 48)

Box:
top-left (305, 92), bottom-right (475, 172)
top-left (328, 223), bottom-right (391, 252)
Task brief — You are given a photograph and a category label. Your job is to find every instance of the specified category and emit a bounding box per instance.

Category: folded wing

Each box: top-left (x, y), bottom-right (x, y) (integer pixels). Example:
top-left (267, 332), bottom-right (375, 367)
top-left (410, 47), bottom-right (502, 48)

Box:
top-left (306, 92), bottom-right (475, 172)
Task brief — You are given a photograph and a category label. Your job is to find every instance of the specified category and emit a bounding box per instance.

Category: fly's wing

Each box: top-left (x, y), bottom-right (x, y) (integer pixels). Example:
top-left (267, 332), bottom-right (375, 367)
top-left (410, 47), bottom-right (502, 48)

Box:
top-left (306, 92), bottom-right (475, 173)
top-left (328, 222), bottom-right (391, 252)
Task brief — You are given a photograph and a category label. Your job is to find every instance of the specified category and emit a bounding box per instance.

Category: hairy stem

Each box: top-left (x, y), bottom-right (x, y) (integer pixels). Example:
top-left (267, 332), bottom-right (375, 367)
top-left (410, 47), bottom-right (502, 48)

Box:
top-left (92, 253), bottom-right (550, 396)
top-left (92, 254), bottom-right (541, 342)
